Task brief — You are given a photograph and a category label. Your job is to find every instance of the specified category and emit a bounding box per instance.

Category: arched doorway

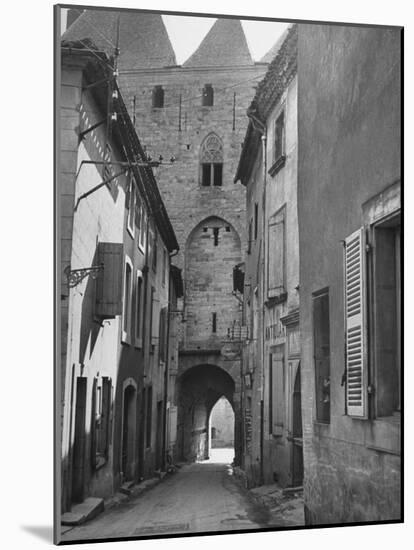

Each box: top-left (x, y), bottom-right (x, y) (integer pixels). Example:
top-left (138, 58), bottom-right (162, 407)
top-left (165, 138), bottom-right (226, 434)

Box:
top-left (209, 396), bottom-right (235, 463)
top-left (176, 364), bottom-right (235, 462)
top-left (291, 363), bottom-right (304, 487)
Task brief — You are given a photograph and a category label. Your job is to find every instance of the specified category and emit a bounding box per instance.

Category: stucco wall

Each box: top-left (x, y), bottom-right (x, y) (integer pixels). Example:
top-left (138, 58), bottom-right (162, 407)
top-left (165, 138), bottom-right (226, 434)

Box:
top-left (298, 24), bottom-right (401, 524)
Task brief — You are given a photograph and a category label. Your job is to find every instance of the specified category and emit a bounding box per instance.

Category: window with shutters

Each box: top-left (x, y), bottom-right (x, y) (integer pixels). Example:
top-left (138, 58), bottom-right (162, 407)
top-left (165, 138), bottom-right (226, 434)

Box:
top-left (91, 377), bottom-right (112, 469)
top-left (371, 215), bottom-right (401, 418)
top-left (135, 271), bottom-right (144, 348)
top-left (267, 206), bottom-right (286, 300)
top-left (200, 133), bottom-right (223, 186)
top-left (122, 256), bottom-right (133, 343)
top-left (126, 177), bottom-right (135, 238)
top-left (150, 286), bottom-right (157, 352)
top-left (148, 225), bottom-right (155, 270)
top-left (159, 306), bottom-right (168, 363)
top-left (134, 191), bottom-right (142, 240)
top-left (344, 230), bottom-right (366, 417)
top-left (313, 288), bottom-right (331, 423)
top-left (268, 110), bottom-right (286, 177)
top-left (95, 242), bottom-right (124, 319)
top-left (269, 346), bottom-right (285, 436)
top-left (202, 84), bottom-right (214, 106)
top-left (139, 205), bottom-right (147, 252)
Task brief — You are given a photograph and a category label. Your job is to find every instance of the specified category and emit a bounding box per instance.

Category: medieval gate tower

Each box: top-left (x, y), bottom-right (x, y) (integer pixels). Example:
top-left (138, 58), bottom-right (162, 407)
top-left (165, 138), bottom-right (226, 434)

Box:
top-left (64, 10), bottom-right (271, 464)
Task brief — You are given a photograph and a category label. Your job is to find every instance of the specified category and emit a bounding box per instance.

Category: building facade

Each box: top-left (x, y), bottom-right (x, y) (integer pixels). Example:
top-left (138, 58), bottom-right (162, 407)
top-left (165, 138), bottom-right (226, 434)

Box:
top-left (58, 40), bottom-right (181, 515)
top-left (235, 26), bottom-right (301, 488)
top-left (63, 11), bottom-right (273, 465)
top-left (297, 24), bottom-right (401, 524)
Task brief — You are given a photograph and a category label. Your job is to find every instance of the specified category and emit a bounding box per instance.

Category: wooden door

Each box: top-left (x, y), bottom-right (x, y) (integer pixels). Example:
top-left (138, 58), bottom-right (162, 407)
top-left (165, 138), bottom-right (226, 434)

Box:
top-left (291, 364), bottom-right (303, 487)
top-left (72, 377), bottom-right (87, 503)
top-left (155, 400), bottom-right (163, 470)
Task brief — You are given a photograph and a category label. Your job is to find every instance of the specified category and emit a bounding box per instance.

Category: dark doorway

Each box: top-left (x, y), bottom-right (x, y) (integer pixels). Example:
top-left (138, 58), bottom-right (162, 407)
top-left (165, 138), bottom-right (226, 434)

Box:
top-left (155, 400), bottom-right (164, 470)
top-left (122, 385), bottom-right (136, 481)
top-left (71, 377), bottom-right (87, 503)
top-left (138, 389), bottom-right (145, 480)
top-left (291, 363), bottom-right (304, 487)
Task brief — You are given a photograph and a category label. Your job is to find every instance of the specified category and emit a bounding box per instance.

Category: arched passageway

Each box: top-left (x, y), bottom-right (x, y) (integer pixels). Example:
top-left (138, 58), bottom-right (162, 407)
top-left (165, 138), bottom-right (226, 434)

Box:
top-left (209, 396), bottom-right (235, 463)
top-left (176, 364), bottom-right (236, 462)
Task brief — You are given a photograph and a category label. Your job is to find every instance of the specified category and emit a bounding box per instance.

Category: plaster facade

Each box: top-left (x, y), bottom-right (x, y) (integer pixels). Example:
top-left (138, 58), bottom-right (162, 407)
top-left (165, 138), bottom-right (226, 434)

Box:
top-left (298, 24), bottom-right (401, 524)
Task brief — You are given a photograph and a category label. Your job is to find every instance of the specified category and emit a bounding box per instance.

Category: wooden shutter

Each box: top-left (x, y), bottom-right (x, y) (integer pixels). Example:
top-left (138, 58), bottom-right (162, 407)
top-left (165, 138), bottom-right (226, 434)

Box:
top-left (125, 176), bottom-right (131, 209)
top-left (90, 378), bottom-right (97, 469)
top-left (268, 212), bottom-right (285, 298)
top-left (169, 406), bottom-right (177, 445)
top-left (96, 242), bottom-right (124, 318)
top-left (272, 348), bottom-right (285, 435)
top-left (344, 228), bottom-right (367, 417)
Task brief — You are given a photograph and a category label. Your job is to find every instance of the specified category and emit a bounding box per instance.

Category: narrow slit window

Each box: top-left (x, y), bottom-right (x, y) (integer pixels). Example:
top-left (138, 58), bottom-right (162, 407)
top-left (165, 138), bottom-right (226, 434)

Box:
top-left (254, 202), bottom-right (258, 240)
top-left (212, 312), bottom-right (217, 333)
top-left (213, 227), bottom-right (219, 246)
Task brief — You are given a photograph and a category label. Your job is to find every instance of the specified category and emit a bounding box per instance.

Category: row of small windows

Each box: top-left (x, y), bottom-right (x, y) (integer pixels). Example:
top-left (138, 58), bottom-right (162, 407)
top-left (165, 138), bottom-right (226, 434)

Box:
top-left (152, 84), bottom-right (214, 108)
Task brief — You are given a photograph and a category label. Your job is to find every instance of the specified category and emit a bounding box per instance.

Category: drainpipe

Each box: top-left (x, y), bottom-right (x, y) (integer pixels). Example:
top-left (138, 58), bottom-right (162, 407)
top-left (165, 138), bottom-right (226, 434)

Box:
top-left (247, 112), bottom-right (267, 485)
top-left (260, 132), bottom-right (267, 485)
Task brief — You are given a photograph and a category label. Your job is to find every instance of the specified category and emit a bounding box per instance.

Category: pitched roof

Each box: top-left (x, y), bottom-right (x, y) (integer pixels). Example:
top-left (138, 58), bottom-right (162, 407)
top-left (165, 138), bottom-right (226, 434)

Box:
top-left (234, 25), bottom-right (298, 186)
top-left (62, 10), bottom-right (177, 70)
top-left (183, 18), bottom-right (253, 68)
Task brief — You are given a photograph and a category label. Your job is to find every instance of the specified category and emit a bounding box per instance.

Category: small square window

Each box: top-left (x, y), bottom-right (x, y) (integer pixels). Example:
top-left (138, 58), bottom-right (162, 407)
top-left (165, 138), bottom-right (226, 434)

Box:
top-left (202, 84), bottom-right (214, 106)
top-left (152, 86), bottom-right (164, 108)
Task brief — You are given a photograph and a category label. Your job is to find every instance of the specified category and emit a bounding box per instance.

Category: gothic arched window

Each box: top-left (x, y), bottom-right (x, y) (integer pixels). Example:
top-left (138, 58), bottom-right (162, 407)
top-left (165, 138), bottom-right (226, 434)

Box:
top-left (200, 133), bottom-right (223, 187)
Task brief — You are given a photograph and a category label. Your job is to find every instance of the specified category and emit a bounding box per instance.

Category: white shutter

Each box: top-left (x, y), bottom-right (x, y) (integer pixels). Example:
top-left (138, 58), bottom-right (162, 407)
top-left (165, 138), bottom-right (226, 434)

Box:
top-left (344, 228), bottom-right (367, 417)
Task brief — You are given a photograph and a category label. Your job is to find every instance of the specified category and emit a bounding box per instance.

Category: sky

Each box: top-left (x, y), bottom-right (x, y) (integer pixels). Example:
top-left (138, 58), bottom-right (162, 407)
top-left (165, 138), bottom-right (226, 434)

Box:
top-left (60, 8), bottom-right (289, 63)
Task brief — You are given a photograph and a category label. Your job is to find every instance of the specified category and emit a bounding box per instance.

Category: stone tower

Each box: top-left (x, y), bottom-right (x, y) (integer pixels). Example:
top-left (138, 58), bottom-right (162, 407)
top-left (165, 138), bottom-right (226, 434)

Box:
top-left (63, 10), bottom-right (269, 464)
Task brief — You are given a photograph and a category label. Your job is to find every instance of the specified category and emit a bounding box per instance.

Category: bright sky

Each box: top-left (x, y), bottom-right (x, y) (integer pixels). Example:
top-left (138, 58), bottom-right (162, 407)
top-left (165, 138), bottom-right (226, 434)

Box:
top-left (162, 15), bottom-right (289, 64)
top-left (60, 9), bottom-right (289, 63)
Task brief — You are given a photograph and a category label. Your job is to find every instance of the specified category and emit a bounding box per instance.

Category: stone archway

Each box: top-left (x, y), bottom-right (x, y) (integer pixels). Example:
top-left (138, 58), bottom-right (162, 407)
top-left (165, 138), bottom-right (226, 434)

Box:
top-left (176, 364), bottom-right (236, 462)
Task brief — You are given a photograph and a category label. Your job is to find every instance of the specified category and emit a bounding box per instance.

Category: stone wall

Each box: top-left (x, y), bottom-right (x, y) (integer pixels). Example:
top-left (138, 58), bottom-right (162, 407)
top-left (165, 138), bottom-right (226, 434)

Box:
top-left (118, 62), bottom-right (267, 463)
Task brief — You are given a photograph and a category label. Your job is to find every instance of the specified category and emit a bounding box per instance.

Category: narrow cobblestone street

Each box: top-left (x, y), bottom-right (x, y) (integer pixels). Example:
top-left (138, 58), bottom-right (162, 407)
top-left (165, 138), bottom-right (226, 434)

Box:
top-left (61, 449), bottom-right (292, 542)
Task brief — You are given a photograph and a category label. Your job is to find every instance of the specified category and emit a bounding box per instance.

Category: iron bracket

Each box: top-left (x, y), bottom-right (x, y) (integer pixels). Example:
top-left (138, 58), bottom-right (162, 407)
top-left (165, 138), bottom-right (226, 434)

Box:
top-left (64, 263), bottom-right (104, 288)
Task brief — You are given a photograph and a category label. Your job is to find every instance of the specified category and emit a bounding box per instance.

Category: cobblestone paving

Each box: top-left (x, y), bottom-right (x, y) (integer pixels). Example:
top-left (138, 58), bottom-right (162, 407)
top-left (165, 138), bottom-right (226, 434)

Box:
top-left (61, 449), bottom-right (270, 542)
